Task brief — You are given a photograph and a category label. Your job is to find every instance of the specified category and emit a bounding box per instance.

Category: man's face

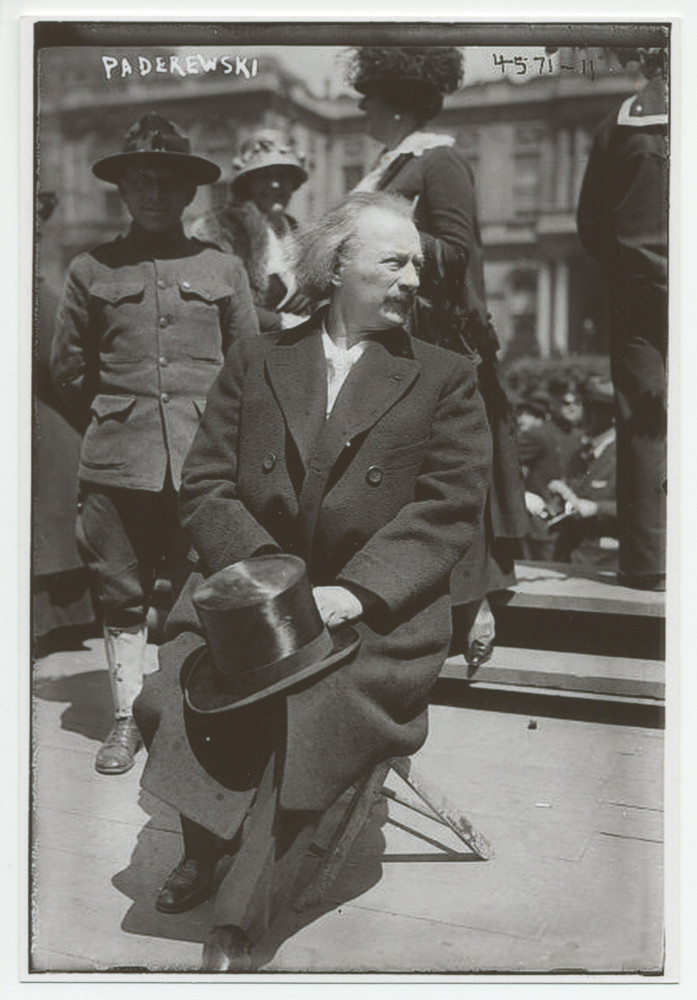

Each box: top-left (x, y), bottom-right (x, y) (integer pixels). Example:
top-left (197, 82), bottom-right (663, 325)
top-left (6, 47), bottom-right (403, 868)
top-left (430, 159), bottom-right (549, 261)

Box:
top-left (119, 166), bottom-right (195, 233)
top-left (335, 207), bottom-right (423, 330)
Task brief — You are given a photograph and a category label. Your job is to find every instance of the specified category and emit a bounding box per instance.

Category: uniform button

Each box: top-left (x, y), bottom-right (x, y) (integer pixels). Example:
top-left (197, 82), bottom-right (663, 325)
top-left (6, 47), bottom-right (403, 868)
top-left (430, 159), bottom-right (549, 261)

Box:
top-left (159, 316), bottom-right (168, 328)
top-left (181, 280), bottom-right (191, 290)
top-left (159, 356), bottom-right (168, 367)
top-left (157, 279), bottom-right (166, 289)
top-left (161, 392), bottom-right (170, 403)
top-left (262, 452), bottom-right (277, 473)
top-left (366, 466), bottom-right (383, 486)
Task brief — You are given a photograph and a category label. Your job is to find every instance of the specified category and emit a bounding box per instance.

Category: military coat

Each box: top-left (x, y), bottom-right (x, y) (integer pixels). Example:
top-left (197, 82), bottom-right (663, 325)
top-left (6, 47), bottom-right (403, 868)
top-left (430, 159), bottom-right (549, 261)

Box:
top-left (50, 226), bottom-right (260, 491)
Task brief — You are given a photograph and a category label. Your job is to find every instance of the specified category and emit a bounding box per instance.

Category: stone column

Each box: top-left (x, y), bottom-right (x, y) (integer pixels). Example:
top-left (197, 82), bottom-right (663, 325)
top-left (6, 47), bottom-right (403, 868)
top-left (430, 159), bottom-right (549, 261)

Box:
top-left (552, 258), bottom-right (570, 355)
top-left (536, 259), bottom-right (553, 358)
top-left (555, 127), bottom-right (572, 210)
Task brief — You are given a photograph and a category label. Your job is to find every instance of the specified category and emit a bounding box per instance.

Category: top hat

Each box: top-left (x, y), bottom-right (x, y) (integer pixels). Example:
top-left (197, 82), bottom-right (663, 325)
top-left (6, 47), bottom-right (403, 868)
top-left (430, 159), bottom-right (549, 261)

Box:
top-left (231, 131), bottom-right (308, 194)
top-left (92, 112), bottom-right (221, 186)
top-left (185, 555), bottom-right (360, 715)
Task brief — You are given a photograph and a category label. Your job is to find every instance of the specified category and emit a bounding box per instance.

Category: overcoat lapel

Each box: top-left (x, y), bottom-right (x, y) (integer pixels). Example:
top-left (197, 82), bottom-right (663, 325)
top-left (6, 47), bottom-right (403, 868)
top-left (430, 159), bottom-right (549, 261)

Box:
top-left (296, 339), bottom-right (420, 558)
top-left (265, 320), bottom-right (328, 471)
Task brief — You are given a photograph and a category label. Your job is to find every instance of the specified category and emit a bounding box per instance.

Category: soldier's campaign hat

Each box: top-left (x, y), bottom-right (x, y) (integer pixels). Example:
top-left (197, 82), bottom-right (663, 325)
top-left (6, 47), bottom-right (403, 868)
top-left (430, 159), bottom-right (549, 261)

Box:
top-left (92, 112), bottom-right (221, 186)
top-left (184, 555), bottom-right (360, 715)
top-left (231, 131), bottom-right (308, 194)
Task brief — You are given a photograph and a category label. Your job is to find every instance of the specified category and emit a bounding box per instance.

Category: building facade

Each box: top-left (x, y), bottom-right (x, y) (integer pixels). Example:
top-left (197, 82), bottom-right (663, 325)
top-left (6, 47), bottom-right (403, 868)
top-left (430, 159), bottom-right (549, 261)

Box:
top-left (37, 47), bottom-right (644, 358)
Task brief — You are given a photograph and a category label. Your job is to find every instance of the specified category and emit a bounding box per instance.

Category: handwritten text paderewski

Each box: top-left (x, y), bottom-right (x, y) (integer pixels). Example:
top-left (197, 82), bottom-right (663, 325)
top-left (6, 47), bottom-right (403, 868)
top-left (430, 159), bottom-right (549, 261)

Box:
top-left (101, 54), bottom-right (260, 81)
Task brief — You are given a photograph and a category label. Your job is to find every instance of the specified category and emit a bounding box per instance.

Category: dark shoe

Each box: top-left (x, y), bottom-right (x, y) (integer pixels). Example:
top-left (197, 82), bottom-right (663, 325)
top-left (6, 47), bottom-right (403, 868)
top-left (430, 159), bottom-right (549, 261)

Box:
top-left (95, 717), bottom-right (142, 775)
top-left (155, 857), bottom-right (217, 914)
top-left (465, 598), bottom-right (495, 671)
top-left (202, 924), bottom-right (252, 972)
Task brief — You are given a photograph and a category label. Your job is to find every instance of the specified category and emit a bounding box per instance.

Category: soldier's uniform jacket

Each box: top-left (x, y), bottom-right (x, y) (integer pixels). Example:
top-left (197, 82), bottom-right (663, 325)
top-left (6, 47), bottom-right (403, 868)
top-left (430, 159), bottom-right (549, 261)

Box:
top-left (50, 227), bottom-right (260, 491)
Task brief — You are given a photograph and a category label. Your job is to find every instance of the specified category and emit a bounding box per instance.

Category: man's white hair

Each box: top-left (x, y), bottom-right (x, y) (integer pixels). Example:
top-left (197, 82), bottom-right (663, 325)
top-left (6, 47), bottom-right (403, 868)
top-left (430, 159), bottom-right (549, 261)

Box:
top-left (295, 192), bottom-right (415, 301)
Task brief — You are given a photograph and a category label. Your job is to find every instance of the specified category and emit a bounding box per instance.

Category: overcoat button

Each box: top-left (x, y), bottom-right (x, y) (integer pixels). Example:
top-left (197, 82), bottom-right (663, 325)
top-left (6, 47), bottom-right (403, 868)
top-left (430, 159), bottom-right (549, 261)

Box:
top-left (182, 280), bottom-right (191, 289)
top-left (161, 392), bottom-right (170, 403)
top-left (159, 316), bottom-right (168, 327)
top-left (366, 466), bottom-right (383, 486)
top-left (262, 453), bottom-right (277, 472)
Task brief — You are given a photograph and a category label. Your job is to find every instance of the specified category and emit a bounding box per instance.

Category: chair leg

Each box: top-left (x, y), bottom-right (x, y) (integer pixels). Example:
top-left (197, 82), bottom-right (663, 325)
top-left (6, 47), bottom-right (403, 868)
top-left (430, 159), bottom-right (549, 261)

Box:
top-left (294, 760), bottom-right (391, 911)
top-left (388, 757), bottom-right (493, 860)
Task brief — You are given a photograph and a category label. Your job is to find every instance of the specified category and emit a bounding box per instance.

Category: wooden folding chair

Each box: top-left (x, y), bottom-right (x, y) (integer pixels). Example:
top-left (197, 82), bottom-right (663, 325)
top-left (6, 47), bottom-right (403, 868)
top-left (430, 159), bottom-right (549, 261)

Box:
top-left (294, 756), bottom-right (492, 911)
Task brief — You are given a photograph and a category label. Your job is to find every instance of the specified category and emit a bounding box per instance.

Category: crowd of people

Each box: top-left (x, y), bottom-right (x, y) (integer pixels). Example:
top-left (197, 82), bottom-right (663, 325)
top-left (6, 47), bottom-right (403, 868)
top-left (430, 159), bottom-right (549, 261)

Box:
top-left (33, 44), bottom-right (668, 969)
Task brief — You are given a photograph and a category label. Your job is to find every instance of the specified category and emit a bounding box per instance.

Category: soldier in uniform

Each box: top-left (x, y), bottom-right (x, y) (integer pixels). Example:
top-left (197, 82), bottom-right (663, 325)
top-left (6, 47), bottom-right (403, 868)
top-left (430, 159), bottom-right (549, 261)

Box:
top-left (50, 113), bottom-right (260, 775)
top-left (577, 47), bottom-right (668, 590)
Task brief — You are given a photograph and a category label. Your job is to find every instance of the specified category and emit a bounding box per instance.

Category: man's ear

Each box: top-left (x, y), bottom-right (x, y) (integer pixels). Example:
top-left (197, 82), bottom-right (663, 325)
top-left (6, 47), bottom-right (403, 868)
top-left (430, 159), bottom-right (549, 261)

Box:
top-left (330, 255), bottom-right (344, 288)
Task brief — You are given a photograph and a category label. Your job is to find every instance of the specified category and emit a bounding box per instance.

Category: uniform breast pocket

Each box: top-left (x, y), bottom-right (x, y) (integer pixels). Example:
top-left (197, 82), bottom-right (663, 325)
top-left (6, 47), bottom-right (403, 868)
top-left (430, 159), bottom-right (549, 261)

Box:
top-left (178, 278), bottom-right (231, 362)
top-left (91, 281), bottom-right (147, 361)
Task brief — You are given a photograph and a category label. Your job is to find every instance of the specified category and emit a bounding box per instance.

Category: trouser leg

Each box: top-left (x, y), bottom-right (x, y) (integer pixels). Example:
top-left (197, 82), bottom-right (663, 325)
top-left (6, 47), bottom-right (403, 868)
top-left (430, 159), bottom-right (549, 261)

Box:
top-left (76, 485), bottom-right (168, 772)
top-left (610, 321), bottom-right (667, 585)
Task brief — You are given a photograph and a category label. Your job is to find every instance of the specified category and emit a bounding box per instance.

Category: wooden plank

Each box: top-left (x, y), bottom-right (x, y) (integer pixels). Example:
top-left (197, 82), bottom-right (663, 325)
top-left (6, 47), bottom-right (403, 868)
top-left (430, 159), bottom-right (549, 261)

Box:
top-left (441, 647), bottom-right (664, 701)
top-left (487, 562), bottom-right (665, 619)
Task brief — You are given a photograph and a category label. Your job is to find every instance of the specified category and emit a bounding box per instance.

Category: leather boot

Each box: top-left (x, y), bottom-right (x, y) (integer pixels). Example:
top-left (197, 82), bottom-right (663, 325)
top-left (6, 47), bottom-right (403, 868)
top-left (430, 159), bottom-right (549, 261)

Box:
top-left (95, 717), bottom-right (142, 775)
top-left (96, 623), bottom-right (147, 775)
top-left (155, 856), bottom-right (218, 914)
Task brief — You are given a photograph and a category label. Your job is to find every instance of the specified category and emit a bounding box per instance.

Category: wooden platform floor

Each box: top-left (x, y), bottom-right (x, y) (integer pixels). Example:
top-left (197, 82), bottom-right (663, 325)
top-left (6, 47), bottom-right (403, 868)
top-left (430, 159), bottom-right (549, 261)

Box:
top-left (30, 639), bottom-right (665, 976)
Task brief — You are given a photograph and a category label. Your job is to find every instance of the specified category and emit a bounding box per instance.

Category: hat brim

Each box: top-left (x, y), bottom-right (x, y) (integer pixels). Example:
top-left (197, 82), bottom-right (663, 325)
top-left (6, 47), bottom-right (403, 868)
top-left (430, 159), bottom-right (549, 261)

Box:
top-left (231, 161), bottom-right (308, 193)
top-left (184, 623), bottom-right (361, 715)
top-left (92, 150), bottom-right (221, 186)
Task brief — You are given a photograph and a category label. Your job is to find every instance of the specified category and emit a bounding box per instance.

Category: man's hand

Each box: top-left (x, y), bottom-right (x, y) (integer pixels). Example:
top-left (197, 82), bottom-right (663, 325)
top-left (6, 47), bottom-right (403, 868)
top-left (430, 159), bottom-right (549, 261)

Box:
top-left (312, 586), bottom-right (363, 629)
top-left (524, 491), bottom-right (547, 517)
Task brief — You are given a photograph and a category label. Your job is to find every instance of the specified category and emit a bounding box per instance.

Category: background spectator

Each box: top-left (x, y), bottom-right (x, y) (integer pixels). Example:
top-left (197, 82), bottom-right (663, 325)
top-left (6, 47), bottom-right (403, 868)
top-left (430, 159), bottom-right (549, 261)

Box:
top-left (191, 130), bottom-right (311, 332)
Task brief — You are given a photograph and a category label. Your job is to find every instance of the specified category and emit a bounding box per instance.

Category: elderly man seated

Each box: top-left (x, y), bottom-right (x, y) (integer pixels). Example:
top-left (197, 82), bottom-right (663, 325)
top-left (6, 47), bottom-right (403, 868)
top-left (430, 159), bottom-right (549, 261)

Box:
top-left (134, 191), bottom-right (491, 970)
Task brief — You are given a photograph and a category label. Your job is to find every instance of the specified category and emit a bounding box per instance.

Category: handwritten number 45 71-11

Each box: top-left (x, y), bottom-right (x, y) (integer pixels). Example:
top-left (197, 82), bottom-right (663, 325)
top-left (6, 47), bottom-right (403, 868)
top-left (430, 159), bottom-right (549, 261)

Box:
top-left (491, 54), bottom-right (595, 78)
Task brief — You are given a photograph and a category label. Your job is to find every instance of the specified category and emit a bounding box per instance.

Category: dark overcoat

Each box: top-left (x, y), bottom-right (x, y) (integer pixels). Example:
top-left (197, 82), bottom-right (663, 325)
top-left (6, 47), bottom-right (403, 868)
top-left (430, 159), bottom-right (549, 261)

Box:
top-left (375, 142), bottom-right (527, 599)
top-left (137, 312), bottom-right (490, 832)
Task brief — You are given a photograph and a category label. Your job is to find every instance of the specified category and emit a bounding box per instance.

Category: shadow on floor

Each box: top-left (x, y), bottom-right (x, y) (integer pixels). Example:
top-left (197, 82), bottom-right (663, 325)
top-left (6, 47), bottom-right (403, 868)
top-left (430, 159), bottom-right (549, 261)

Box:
top-left (109, 791), bottom-right (391, 971)
top-left (33, 668), bottom-right (114, 743)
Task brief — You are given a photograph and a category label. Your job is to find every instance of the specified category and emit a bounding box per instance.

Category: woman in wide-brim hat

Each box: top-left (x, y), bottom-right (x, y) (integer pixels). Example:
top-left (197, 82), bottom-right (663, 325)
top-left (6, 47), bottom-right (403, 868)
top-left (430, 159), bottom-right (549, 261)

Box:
top-left (349, 46), bottom-right (528, 666)
top-left (191, 130), bottom-right (311, 332)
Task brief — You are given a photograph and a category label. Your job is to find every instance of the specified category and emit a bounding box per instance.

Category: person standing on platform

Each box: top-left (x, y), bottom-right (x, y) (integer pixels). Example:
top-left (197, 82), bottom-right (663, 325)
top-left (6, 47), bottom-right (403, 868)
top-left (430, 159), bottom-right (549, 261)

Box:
top-left (50, 113), bottom-right (260, 775)
top-left (348, 45), bottom-right (527, 666)
top-left (577, 46), bottom-right (668, 591)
